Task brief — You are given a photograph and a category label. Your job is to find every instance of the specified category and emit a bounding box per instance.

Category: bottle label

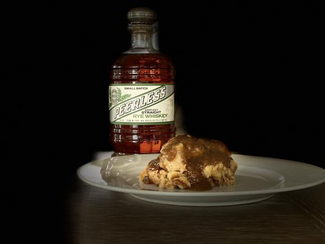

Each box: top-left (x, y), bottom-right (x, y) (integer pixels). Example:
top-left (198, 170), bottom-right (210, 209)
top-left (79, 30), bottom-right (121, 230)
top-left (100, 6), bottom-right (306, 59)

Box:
top-left (109, 84), bottom-right (174, 124)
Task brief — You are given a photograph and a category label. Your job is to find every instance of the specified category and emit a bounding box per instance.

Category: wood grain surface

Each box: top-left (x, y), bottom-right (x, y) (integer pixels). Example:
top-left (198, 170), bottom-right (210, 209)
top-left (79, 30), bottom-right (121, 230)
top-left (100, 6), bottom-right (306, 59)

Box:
top-left (65, 177), bottom-right (325, 244)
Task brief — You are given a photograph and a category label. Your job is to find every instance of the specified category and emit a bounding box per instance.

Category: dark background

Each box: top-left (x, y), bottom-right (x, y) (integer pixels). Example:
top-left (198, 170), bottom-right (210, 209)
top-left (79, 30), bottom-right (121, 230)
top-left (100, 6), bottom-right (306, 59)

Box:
top-left (7, 0), bottom-right (324, 243)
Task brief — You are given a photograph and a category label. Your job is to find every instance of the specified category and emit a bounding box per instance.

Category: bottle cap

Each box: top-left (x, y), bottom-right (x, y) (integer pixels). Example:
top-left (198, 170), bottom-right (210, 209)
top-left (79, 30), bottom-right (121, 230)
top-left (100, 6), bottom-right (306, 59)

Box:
top-left (127, 7), bottom-right (157, 24)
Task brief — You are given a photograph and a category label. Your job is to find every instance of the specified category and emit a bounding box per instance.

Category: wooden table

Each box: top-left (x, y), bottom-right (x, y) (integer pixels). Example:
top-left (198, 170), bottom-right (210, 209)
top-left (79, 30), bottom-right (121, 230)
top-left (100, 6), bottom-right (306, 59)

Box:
top-left (65, 176), bottom-right (325, 244)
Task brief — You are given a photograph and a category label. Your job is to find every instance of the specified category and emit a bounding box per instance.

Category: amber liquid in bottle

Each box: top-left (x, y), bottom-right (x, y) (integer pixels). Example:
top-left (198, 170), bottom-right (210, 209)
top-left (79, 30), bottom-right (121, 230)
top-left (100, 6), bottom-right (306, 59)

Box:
top-left (109, 8), bottom-right (176, 154)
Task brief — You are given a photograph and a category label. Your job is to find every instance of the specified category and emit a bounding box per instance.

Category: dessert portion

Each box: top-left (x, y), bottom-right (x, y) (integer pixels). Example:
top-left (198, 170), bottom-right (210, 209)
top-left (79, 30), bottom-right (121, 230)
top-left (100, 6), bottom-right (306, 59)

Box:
top-left (139, 135), bottom-right (238, 191)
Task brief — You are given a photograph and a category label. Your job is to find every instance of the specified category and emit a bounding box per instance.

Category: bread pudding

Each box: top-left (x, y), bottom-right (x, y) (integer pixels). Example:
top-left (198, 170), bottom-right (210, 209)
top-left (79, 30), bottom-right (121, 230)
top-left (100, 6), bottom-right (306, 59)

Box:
top-left (139, 135), bottom-right (238, 191)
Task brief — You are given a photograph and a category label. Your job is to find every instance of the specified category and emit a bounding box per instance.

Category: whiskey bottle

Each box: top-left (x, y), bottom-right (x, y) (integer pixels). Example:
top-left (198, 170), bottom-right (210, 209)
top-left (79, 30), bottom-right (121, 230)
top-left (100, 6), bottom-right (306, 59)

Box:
top-left (109, 7), bottom-right (176, 154)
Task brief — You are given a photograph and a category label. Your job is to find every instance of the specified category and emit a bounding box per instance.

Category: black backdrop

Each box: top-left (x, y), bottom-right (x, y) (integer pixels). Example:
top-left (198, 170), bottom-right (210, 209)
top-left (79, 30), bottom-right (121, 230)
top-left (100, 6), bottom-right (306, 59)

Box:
top-left (7, 0), bottom-right (324, 243)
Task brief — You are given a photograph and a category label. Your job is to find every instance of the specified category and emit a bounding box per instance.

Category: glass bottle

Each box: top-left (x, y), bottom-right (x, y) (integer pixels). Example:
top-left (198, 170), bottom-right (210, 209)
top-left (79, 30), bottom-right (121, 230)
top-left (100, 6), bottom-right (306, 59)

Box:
top-left (109, 7), bottom-right (176, 155)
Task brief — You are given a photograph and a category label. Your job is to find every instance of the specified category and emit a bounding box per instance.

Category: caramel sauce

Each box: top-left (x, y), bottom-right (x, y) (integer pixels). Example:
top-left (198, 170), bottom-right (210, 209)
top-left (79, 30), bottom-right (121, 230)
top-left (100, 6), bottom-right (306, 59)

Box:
top-left (148, 158), bottom-right (161, 171)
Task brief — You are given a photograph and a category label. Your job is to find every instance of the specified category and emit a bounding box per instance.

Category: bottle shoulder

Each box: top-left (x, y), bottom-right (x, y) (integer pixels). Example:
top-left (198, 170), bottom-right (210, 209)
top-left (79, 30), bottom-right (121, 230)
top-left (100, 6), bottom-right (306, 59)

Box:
top-left (111, 53), bottom-right (174, 69)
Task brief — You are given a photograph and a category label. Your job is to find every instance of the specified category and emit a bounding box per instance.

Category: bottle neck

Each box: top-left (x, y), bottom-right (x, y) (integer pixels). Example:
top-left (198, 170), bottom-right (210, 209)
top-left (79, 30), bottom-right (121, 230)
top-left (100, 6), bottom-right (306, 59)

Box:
top-left (124, 24), bottom-right (159, 54)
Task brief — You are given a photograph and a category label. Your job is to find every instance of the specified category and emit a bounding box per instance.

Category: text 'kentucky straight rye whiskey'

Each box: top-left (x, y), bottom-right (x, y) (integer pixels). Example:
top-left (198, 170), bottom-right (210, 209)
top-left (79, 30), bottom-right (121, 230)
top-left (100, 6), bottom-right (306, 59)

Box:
top-left (109, 8), bottom-right (176, 154)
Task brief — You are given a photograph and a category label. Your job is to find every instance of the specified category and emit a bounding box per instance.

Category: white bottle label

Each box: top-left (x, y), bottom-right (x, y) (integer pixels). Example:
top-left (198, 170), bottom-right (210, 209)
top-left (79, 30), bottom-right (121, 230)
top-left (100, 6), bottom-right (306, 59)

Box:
top-left (109, 84), bottom-right (174, 124)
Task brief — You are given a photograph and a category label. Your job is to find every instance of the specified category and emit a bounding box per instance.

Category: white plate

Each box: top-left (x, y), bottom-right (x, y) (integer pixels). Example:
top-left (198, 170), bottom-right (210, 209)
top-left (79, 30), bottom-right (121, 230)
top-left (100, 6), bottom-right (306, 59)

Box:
top-left (77, 154), bottom-right (325, 206)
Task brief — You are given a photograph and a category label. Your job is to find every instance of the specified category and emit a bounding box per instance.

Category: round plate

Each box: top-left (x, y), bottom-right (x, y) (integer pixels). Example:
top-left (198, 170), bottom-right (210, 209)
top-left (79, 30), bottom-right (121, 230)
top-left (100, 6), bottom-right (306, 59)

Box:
top-left (77, 154), bottom-right (325, 206)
